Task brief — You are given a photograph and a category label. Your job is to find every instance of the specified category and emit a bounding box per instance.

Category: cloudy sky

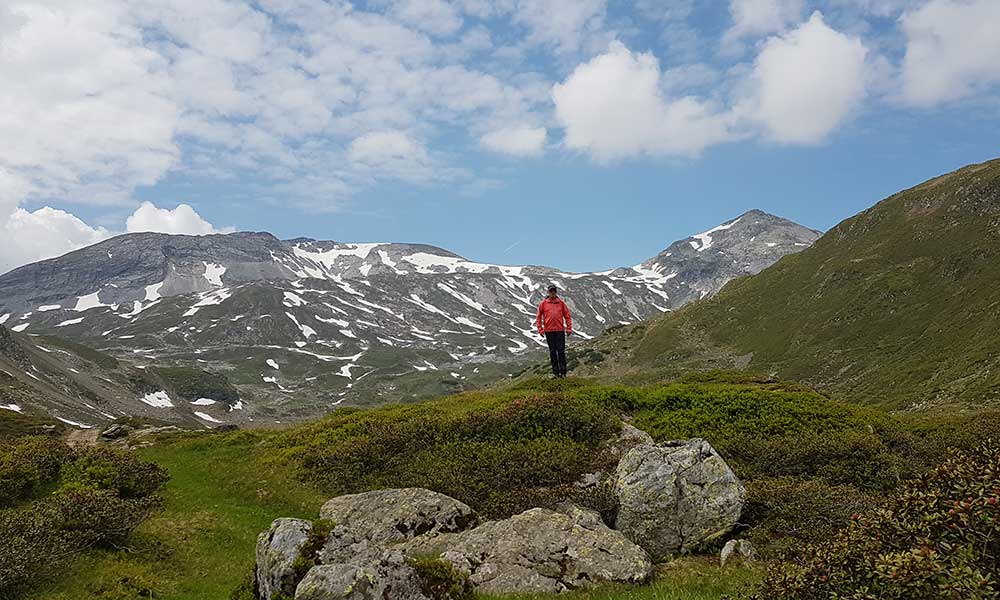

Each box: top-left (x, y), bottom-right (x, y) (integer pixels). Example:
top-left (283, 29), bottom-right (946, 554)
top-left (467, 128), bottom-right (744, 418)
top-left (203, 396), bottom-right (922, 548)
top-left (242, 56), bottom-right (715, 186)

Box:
top-left (1, 0), bottom-right (998, 273)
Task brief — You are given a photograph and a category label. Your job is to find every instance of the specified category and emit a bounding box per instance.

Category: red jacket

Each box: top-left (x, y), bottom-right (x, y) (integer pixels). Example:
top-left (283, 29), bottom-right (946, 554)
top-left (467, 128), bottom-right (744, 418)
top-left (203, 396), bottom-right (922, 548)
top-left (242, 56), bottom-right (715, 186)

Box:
top-left (536, 297), bottom-right (572, 334)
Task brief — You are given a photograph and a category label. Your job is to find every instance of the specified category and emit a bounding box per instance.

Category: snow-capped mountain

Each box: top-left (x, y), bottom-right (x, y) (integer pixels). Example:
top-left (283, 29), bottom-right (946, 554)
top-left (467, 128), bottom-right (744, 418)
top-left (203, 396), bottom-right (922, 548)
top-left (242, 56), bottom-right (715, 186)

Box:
top-left (0, 210), bottom-right (820, 426)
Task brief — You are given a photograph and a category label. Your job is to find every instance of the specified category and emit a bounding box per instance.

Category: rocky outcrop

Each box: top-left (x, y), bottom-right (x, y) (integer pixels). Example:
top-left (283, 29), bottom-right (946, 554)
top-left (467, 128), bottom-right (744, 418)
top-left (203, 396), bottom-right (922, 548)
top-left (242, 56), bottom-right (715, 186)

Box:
top-left (404, 505), bottom-right (652, 594)
top-left (614, 438), bottom-right (745, 558)
top-left (254, 431), bottom-right (749, 598)
top-left (256, 518), bottom-right (313, 600)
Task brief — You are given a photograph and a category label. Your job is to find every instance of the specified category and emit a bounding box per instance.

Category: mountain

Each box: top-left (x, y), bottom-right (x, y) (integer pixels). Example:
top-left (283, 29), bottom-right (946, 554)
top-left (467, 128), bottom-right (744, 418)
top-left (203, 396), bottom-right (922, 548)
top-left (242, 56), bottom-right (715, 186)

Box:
top-left (0, 210), bottom-right (819, 425)
top-left (0, 323), bottom-right (243, 428)
top-left (582, 158), bottom-right (1000, 411)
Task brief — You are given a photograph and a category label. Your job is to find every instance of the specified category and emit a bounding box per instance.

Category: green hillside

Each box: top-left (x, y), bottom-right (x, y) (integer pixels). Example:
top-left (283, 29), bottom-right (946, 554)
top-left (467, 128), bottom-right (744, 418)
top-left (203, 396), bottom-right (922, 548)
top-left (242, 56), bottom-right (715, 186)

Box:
top-left (586, 158), bottom-right (1000, 410)
top-left (16, 376), bottom-right (1000, 600)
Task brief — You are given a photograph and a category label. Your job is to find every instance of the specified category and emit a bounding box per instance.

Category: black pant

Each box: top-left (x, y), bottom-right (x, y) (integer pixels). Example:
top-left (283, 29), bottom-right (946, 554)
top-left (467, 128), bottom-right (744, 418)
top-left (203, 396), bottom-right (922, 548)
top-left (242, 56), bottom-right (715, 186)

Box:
top-left (545, 331), bottom-right (567, 376)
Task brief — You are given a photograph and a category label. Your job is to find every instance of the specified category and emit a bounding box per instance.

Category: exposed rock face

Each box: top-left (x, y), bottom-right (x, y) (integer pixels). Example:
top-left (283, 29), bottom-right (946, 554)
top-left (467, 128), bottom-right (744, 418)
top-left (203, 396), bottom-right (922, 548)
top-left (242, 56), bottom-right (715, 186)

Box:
top-left (614, 439), bottom-right (745, 558)
top-left (404, 506), bottom-right (653, 594)
top-left (256, 518), bottom-right (313, 600)
top-left (320, 488), bottom-right (478, 546)
top-left (609, 422), bottom-right (655, 458)
top-left (295, 552), bottom-right (429, 600)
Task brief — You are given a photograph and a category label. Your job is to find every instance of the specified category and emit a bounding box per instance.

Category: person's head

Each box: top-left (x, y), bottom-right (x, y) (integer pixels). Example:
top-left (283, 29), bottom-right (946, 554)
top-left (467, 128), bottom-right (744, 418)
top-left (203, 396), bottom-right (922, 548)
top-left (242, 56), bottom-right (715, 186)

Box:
top-left (547, 285), bottom-right (558, 299)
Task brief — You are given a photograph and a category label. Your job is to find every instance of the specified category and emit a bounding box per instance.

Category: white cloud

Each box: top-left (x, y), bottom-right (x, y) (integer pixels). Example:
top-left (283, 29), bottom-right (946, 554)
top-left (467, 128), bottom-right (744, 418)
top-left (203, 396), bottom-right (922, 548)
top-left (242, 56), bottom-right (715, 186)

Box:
top-left (385, 0), bottom-right (464, 37)
top-left (739, 12), bottom-right (868, 144)
top-left (0, 1), bottom-right (179, 206)
top-left (723, 0), bottom-right (804, 50)
top-left (0, 207), bottom-right (110, 274)
top-left (512, 0), bottom-right (609, 55)
top-left (480, 126), bottom-right (547, 157)
top-left (348, 131), bottom-right (438, 183)
top-left (899, 0), bottom-right (1000, 108)
top-left (552, 42), bottom-right (733, 162)
top-left (125, 201), bottom-right (228, 235)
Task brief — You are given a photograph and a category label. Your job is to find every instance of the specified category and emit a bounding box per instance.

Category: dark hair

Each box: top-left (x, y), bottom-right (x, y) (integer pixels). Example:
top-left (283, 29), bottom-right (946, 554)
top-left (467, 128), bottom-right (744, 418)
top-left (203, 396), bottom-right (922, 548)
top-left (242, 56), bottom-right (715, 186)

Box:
top-left (547, 285), bottom-right (557, 293)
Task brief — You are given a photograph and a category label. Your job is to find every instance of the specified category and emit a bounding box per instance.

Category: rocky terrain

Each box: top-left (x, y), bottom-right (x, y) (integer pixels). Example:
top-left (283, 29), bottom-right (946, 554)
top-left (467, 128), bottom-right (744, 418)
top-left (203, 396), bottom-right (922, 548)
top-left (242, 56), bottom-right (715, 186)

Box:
top-left (0, 210), bottom-right (819, 426)
top-left (253, 427), bottom-right (747, 599)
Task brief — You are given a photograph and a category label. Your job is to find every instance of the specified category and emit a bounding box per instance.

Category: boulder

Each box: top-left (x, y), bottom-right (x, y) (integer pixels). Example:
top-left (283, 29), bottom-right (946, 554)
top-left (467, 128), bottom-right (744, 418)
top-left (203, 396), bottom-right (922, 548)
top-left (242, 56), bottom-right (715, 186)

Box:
top-left (295, 551), bottom-right (429, 600)
top-left (404, 506), bottom-right (652, 594)
top-left (317, 488), bottom-right (478, 566)
top-left (720, 539), bottom-right (758, 567)
top-left (100, 423), bottom-right (132, 440)
top-left (614, 438), bottom-right (745, 558)
top-left (256, 518), bottom-right (312, 600)
top-left (609, 422), bottom-right (654, 458)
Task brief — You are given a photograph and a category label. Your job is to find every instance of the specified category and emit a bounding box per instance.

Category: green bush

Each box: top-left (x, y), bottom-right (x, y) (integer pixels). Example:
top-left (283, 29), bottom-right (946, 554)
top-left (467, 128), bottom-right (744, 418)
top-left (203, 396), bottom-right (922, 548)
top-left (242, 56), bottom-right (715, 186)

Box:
top-left (62, 446), bottom-right (169, 499)
top-left (0, 436), bottom-right (74, 507)
top-left (409, 555), bottom-right (475, 600)
top-left (273, 391), bottom-right (620, 519)
top-left (0, 444), bottom-right (168, 598)
top-left (753, 441), bottom-right (1000, 599)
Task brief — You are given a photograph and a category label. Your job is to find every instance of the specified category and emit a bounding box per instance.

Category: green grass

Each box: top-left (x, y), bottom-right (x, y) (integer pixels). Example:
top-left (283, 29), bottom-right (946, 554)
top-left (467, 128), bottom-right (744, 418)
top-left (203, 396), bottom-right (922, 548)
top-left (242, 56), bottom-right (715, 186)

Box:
top-left (21, 375), bottom-right (1000, 600)
top-left (25, 432), bottom-right (327, 600)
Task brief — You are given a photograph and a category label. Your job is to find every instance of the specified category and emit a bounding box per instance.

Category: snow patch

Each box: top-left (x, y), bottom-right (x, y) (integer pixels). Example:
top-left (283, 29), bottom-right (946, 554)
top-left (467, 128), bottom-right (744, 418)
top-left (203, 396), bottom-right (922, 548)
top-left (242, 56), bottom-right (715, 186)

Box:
top-left (690, 217), bottom-right (742, 252)
top-left (1, 404), bottom-right (22, 413)
top-left (38, 304), bottom-right (61, 312)
top-left (11, 323), bottom-right (29, 332)
top-left (140, 391), bottom-right (174, 408)
top-left (73, 292), bottom-right (107, 312)
top-left (57, 417), bottom-right (93, 429)
top-left (191, 398), bottom-right (217, 406)
top-left (266, 359), bottom-right (280, 370)
top-left (56, 317), bottom-right (85, 327)
top-left (194, 411), bottom-right (223, 424)
top-left (203, 262), bottom-right (226, 286)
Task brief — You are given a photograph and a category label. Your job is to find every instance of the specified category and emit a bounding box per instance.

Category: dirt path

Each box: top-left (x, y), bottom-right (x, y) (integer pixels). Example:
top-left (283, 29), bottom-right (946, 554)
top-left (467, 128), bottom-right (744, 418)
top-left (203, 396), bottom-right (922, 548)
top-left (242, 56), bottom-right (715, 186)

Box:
top-left (65, 427), bottom-right (100, 447)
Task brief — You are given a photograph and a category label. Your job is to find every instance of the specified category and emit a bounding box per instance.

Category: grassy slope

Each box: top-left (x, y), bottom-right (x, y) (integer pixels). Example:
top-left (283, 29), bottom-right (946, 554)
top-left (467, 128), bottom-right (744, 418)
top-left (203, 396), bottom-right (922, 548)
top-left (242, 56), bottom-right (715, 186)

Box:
top-left (24, 378), bottom-right (825, 600)
top-left (589, 158), bottom-right (1000, 410)
top-left (26, 433), bottom-right (327, 600)
top-left (24, 375), bottom-right (977, 600)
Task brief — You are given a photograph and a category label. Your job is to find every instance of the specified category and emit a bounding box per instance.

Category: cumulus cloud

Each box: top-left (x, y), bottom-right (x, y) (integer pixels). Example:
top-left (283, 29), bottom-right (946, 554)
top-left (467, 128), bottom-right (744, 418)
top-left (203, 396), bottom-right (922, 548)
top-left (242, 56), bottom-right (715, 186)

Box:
top-left (0, 207), bottom-right (110, 274)
top-left (552, 42), bottom-right (733, 162)
top-left (738, 12), bottom-right (868, 144)
top-left (899, 0), bottom-right (1000, 107)
top-left (480, 126), bottom-right (547, 157)
top-left (125, 202), bottom-right (229, 235)
top-left (724, 0), bottom-right (804, 48)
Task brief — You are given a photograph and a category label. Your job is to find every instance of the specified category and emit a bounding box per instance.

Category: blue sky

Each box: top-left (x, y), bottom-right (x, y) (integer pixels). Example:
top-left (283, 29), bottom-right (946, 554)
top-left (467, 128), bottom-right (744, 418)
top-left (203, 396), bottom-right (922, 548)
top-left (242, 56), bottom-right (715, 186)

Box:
top-left (1, 0), bottom-right (999, 273)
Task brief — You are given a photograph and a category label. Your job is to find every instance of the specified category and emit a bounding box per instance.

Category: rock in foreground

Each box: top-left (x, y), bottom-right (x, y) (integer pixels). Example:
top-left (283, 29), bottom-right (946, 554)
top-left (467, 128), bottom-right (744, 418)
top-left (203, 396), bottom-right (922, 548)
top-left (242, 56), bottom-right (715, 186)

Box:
top-left (614, 438), bottom-right (745, 558)
top-left (405, 505), bottom-right (653, 594)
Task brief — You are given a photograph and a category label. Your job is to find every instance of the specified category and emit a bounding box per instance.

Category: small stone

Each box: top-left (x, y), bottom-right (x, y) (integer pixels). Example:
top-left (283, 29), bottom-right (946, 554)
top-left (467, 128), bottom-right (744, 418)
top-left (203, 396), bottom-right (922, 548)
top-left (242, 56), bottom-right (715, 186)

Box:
top-left (720, 539), bottom-right (758, 567)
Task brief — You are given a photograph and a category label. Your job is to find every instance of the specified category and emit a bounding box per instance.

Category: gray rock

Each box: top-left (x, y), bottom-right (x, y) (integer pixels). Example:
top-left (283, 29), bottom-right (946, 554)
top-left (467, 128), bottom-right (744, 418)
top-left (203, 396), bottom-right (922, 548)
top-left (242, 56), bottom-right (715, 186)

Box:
top-left (614, 438), bottom-right (745, 558)
top-left (100, 423), bottom-right (132, 439)
top-left (609, 422), bottom-right (655, 458)
top-left (256, 518), bottom-right (312, 600)
top-left (295, 551), bottom-right (430, 600)
top-left (319, 488), bottom-right (478, 547)
top-left (720, 539), bottom-right (758, 567)
top-left (295, 564), bottom-right (370, 600)
top-left (404, 506), bottom-right (652, 594)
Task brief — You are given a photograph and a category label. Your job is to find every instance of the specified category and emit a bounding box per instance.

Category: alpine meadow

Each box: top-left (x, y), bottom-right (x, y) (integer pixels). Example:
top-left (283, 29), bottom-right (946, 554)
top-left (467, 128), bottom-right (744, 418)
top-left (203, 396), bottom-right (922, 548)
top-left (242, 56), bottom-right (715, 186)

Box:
top-left (3, 1), bottom-right (1000, 600)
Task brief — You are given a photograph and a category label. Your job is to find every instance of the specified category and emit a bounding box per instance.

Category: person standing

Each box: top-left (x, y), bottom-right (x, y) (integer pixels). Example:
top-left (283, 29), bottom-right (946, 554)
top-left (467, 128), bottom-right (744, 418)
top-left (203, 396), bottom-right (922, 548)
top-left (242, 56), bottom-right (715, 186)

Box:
top-left (536, 285), bottom-right (573, 378)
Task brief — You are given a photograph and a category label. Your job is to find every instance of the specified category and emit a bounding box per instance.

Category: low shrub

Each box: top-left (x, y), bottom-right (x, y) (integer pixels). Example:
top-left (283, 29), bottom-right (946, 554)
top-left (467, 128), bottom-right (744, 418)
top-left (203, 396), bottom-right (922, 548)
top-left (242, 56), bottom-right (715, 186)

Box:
top-left (0, 436), bottom-right (74, 507)
top-left (272, 391), bottom-right (620, 519)
top-left (753, 441), bottom-right (1000, 599)
top-left (0, 444), bottom-right (168, 598)
top-left (409, 555), bottom-right (475, 600)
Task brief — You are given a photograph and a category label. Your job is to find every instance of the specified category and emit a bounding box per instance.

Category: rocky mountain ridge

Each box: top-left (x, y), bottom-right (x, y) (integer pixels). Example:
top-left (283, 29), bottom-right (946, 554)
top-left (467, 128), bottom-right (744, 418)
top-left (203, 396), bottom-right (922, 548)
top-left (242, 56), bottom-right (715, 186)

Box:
top-left (0, 209), bottom-right (820, 425)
